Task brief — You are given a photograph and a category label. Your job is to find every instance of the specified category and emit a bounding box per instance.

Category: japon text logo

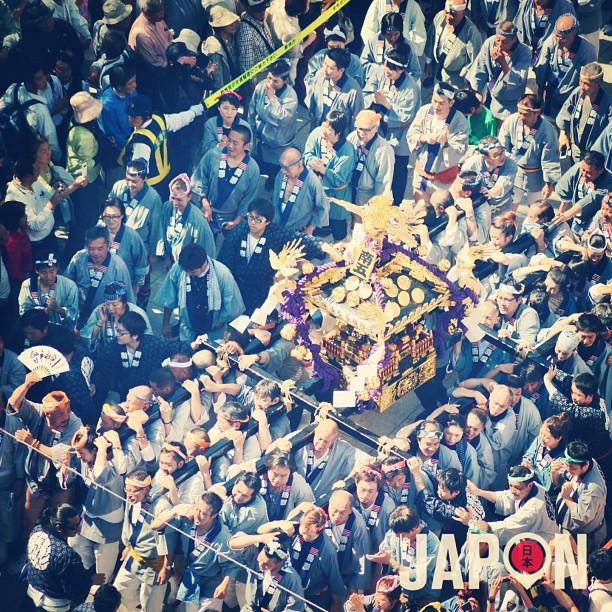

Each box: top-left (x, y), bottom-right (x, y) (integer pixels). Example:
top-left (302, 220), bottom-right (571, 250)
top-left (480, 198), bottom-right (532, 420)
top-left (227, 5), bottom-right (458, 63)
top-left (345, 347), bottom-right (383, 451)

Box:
top-left (400, 533), bottom-right (588, 590)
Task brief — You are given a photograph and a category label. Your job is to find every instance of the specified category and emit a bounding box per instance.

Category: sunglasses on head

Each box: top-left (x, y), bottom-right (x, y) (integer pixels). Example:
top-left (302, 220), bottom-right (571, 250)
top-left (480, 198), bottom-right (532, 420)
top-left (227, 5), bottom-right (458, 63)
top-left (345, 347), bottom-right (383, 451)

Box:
top-left (417, 429), bottom-right (443, 440)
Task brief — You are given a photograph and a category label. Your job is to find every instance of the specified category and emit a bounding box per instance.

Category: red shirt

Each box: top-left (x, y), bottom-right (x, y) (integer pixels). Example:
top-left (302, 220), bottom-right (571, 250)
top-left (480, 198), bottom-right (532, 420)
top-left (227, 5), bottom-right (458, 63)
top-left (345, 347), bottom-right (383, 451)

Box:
top-left (3, 229), bottom-right (33, 282)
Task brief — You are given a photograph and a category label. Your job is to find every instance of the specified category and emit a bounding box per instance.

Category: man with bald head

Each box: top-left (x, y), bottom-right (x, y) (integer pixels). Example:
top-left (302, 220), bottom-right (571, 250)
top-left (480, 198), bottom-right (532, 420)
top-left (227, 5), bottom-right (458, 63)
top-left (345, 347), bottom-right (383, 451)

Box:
top-left (482, 384), bottom-right (517, 489)
top-left (272, 146), bottom-right (329, 235)
top-left (121, 384), bottom-right (166, 468)
top-left (293, 419), bottom-right (359, 503)
top-left (534, 13), bottom-right (597, 119)
top-left (347, 110), bottom-right (395, 206)
top-left (513, 0), bottom-right (576, 63)
top-left (424, 0), bottom-right (482, 89)
top-left (325, 490), bottom-right (372, 594)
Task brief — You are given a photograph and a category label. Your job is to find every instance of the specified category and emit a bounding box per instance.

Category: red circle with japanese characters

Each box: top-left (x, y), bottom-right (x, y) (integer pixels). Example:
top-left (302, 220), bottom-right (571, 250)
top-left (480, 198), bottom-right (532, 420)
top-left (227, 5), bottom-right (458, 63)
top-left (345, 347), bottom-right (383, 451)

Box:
top-left (507, 538), bottom-right (547, 575)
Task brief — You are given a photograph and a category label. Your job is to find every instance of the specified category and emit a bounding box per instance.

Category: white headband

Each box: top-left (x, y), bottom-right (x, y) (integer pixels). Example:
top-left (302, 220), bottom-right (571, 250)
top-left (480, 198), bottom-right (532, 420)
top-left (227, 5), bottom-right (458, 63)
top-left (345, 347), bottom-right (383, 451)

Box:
top-left (161, 358), bottom-right (193, 368)
top-left (324, 25), bottom-right (346, 40)
top-left (499, 283), bottom-right (523, 296)
top-left (385, 56), bottom-right (407, 69)
top-left (434, 83), bottom-right (455, 99)
top-left (508, 469), bottom-right (534, 483)
top-left (445, 1), bottom-right (467, 11)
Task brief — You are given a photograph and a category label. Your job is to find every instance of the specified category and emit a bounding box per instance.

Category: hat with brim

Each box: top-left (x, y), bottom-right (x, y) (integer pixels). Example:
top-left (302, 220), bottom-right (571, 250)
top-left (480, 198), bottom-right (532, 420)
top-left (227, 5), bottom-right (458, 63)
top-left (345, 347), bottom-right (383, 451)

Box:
top-left (166, 41), bottom-right (197, 63)
top-left (174, 28), bottom-right (201, 53)
top-left (208, 5), bottom-right (240, 27)
top-left (102, 0), bottom-right (133, 24)
top-left (70, 91), bottom-right (103, 123)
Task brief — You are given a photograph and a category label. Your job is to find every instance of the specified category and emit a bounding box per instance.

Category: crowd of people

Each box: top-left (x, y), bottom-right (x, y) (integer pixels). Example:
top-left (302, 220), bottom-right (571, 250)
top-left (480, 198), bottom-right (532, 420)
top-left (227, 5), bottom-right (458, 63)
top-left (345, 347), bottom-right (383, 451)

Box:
top-left (0, 0), bottom-right (612, 610)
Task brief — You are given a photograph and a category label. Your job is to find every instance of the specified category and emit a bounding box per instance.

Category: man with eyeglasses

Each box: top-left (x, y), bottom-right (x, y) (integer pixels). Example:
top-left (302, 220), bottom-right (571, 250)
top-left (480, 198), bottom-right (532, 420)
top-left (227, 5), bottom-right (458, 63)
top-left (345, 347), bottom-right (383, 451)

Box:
top-left (108, 158), bottom-right (163, 308)
top-left (459, 136), bottom-right (518, 213)
top-left (92, 311), bottom-right (205, 412)
top-left (155, 173), bottom-right (215, 271)
top-left (347, 109), bottom-right (394, 206)
top-left (423, 0), bottom-right (482, 90)
top-left (534, 14), bottom-right (596, 121)
top-left (271, 146), bottom-right (328, 235)
top-left (218, 198), bottom-right (326, 314)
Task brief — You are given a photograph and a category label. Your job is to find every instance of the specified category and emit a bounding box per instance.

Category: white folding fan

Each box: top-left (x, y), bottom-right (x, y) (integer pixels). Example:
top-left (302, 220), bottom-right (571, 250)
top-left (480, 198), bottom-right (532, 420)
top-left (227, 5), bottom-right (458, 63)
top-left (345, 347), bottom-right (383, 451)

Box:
top-left (18, 346), bottom-right (70, 378)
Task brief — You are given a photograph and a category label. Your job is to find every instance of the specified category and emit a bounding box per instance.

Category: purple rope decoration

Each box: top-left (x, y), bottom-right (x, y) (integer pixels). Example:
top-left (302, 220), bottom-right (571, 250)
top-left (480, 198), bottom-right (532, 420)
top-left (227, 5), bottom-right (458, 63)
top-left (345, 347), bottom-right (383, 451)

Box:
top-left (278, 236), bottom-right (477, 408)
top-left (279, 260), bottom-right (345, 391)
top-left (377, 239), bottom-right (479, 353)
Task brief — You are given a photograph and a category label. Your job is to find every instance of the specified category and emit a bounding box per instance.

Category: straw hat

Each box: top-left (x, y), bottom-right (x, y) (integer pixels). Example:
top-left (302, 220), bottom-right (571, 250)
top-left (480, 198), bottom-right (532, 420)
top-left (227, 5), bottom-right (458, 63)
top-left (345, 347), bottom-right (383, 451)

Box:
top-left (70, 92), bottom-right (103, 123)
top-left (208, 5), bottom-right (240, 28)
top-left (102, 0), bottom-right (133, 25)
top-left (174, 28), bottom-right (201, 53)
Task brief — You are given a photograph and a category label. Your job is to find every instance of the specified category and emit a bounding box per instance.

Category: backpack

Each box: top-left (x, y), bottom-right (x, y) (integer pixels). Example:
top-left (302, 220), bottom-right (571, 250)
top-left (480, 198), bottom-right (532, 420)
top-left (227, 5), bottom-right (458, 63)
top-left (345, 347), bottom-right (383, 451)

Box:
top-left (69, 119), bottom-right (121, 168)
top-left (0, 85), bottom-right (41, 161)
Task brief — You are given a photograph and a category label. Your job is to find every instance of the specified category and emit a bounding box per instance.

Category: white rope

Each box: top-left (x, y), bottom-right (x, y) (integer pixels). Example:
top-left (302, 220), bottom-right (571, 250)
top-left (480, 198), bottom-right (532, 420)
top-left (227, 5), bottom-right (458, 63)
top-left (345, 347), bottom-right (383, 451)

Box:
top-left (1, 426), bottom-right (328, 612)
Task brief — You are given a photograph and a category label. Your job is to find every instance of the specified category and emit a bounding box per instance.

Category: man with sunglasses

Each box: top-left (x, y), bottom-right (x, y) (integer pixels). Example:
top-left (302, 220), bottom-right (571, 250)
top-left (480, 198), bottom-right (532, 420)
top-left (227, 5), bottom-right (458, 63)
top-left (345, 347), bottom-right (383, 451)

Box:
top-left (347, 109), bottom-right (395, 206)
top-left (271, 146), bottom-right (329, 235)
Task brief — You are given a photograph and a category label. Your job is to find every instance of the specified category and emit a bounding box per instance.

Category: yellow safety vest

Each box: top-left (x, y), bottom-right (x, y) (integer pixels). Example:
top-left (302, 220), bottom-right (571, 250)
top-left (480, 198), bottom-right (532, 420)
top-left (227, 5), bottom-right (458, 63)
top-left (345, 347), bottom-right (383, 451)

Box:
top-left (120, 114), bottom-right (170, 186)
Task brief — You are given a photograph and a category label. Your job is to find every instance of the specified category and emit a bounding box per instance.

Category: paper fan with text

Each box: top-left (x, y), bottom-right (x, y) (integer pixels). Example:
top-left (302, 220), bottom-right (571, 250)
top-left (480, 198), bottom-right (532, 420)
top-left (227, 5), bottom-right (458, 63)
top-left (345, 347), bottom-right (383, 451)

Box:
top-left (19, 346), bottom-right (70, 378)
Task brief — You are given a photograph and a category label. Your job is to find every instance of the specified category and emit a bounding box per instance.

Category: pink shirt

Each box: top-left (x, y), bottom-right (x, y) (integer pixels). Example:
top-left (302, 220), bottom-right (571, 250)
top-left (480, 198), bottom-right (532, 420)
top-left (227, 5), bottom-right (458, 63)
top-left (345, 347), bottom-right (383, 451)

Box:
top-left (128, 14), bottom-right (173, 68)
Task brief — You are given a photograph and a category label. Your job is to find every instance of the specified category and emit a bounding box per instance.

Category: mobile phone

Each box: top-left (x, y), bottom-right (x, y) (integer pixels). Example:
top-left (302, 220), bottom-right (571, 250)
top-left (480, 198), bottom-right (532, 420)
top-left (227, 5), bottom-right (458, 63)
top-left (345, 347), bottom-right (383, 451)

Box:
top-left (81, 162), bottom-right (88, 178)
top-left (559, 147), bottom-right (568, 159)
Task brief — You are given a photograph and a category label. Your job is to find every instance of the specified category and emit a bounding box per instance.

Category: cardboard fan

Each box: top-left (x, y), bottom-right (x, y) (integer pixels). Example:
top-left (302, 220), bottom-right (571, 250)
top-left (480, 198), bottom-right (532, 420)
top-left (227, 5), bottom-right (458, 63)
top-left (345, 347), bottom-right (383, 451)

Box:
top-left (18, 346), bottom-right (70, 378)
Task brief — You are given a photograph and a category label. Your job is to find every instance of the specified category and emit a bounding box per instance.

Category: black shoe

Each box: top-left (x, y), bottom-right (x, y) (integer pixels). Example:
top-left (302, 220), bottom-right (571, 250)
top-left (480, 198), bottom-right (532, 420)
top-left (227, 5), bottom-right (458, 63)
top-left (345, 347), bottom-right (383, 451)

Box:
top-left (313, 226), bottom-right (333, 237)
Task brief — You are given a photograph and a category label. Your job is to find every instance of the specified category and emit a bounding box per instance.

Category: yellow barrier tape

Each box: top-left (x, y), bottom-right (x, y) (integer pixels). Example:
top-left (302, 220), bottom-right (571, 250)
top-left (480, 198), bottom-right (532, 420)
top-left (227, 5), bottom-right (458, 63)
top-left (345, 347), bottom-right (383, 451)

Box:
top-left (204, 0), bottom-right (353, 108)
